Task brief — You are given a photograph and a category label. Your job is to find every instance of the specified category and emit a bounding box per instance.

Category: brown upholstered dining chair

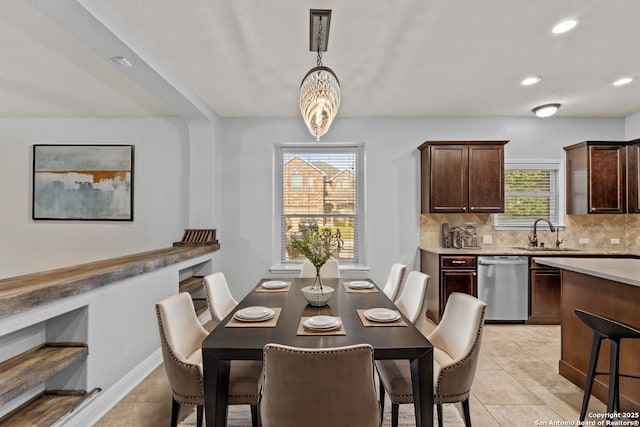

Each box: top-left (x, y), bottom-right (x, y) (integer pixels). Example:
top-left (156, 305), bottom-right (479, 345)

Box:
top-left (155, 292), bottom-right (261, 427)
top-left (376, 292), bottom-right (487, 427)
top-left (260, 343), bottom-right (380, 427)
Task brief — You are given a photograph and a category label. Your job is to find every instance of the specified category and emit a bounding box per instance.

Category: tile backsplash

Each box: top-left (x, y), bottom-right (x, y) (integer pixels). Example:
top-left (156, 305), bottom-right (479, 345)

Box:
top-left (420, 213), bottom-right (640, 249)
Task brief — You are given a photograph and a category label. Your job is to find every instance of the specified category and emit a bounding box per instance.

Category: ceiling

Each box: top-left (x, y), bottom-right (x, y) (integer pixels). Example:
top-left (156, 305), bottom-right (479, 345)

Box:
top-left (2, 0), bottom-right (640, 119)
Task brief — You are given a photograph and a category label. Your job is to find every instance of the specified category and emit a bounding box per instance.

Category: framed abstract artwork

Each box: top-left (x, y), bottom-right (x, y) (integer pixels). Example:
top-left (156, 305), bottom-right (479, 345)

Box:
top-left (32, 145), bottom-right (134, 220)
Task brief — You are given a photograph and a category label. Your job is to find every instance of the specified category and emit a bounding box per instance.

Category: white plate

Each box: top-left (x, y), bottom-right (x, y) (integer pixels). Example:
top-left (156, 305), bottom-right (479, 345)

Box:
top-left (234, 311), bottom-right (275, 322)
top-left (363, 308), bottom-right (401, 323)
top-left (348, 280), bottom-right (373, 289)
top-left (304, 316), bottom-right (342, 331)
top-left (306, 315), bottom-right (337, 328)
top-left (262, 280), bottom-right (288, 289)
top-left (234, 306), bottom-right (275, 321)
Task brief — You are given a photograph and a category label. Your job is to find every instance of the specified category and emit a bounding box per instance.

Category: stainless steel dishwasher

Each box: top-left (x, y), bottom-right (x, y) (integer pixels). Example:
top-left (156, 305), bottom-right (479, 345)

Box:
top-left (477, 256), bottom-right (529, 321)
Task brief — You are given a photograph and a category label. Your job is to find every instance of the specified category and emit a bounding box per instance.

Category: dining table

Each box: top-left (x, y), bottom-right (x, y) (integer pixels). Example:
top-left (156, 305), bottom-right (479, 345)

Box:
top-left (201, 277), bottom-right (434, 427)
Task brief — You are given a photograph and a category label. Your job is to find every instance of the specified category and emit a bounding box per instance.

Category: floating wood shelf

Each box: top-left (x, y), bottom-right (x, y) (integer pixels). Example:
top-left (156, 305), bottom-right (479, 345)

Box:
top-left (0, 245), bottom-right (219, 318)
top-left (179, 276), bottom-right (205, 295)
top-left (193, 299), bottom-right (208, 316)
top-left (0, 389), bottom-right (99, 426)
top-left (179, 276), bottom-right (208, 316)
top-left (0, 343), bottom-right (88, 405)
top-left (0, 244), bottom-right (220, 424)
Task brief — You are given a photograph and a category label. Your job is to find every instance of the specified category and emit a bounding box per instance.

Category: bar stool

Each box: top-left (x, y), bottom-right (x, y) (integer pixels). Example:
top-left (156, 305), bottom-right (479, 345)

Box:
top-left (575, 309), bottom-right (640, 421)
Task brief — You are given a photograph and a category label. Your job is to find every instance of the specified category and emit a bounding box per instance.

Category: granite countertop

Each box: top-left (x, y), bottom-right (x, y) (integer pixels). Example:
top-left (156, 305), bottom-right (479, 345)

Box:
top-left (533, 257), bottom-right (640, 287)
top-left (419, 245), bottom-right (636, 256)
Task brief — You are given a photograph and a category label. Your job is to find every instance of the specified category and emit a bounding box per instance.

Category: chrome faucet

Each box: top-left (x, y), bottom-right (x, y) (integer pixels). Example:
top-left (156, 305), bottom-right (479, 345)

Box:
top-left (529, 219), bottom-right (556, 247)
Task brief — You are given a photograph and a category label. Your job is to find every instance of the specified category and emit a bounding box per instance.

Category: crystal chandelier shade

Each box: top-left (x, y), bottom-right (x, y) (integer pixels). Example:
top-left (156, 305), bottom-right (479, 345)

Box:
top-left (300, 65), bottom-right (341, 141)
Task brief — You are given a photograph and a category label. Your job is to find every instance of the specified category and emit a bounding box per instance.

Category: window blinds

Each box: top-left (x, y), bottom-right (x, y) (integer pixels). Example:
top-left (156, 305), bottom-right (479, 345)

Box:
top-left (281, 148), bottom-right (358, 262)
top-left (494, 166), bottom-right (560, 228)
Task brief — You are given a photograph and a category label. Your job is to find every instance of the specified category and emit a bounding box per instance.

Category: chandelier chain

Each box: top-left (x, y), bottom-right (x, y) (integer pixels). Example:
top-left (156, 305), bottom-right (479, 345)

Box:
top-left (316, 18), bottom-right (323, 67)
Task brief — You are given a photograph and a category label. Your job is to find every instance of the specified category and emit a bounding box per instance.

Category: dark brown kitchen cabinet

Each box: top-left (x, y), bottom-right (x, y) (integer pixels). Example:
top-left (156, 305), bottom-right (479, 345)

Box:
top-left (420, 251), bottom-right (477, 323)
top-left (627, 140), bottom-right (640, 213)
top-left (527, 259), bottom-right (560, 324)
top-left (565, 141), bottom-right (626, 214)
top-left (440, 255), bottom-right (476, 315)
top-left (419, 141), bottom-right (508, 213)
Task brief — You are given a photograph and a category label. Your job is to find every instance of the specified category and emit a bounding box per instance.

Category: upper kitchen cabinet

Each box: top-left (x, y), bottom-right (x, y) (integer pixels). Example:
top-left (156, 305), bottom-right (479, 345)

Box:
top-left (564, 141), bottom-right (626, 214)
top-left (627, 139), bottom-right (640, 213)
top-left (419, 141), bottom-right (508, 213)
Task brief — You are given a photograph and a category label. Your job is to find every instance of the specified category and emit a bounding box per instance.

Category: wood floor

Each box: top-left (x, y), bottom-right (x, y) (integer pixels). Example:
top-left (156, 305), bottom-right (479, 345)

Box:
top-left (95, 323), bottom-right (608, 426)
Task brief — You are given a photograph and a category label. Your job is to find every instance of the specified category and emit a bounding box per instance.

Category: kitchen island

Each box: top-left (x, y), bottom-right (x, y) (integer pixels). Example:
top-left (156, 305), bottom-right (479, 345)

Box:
top-left (534, 257), bottom-right (640, 412)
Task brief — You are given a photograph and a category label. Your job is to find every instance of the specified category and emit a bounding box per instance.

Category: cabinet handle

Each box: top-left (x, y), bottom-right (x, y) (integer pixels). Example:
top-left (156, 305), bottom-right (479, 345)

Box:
top-left (462, 206), bottom-right (467, 211)
top-left (470, 206), bottom-right (475, 211)
top-left (451, 260), bottom-right (465, 264)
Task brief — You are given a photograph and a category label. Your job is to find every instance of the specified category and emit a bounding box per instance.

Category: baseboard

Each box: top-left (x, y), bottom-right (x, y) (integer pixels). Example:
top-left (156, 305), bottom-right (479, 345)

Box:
top-left (57, 348), bottom-right (163, 427)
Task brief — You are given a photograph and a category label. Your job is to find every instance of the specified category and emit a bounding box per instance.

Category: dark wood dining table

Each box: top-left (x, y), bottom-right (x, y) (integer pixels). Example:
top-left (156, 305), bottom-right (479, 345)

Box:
top-left (201, 277), bottom-right (434, 427)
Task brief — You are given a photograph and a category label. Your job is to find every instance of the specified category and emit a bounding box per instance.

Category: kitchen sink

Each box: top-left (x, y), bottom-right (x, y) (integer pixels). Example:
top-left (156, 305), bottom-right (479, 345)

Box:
top-left (511, 246), bottom-right (581, 251)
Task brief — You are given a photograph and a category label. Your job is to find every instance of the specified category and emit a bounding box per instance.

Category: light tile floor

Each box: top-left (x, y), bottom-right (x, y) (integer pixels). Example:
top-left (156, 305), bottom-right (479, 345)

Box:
top-left (96, 324), bottom-right (609, 426)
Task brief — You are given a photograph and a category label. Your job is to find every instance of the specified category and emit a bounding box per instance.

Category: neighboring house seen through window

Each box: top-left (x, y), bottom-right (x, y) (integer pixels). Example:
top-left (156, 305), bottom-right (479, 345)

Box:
top-left (276, 145), bottom-right (363, 264)
top-left (291, 174), bottom-right (303, 193)
top-left (494, 161), bottom-right (564, 229)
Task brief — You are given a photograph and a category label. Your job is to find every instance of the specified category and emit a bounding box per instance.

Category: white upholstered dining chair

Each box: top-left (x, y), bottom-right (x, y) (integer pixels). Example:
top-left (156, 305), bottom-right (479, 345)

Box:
top-left (299, 258), bottom-right (340, 278)
top-left (155, 292), bottom-right (261, 427)
top-left (203, 272), bottom-right (238, 323)
top-left (376, 292), bottom-right (487, 427)
top-left (382, 263), bottom-right (407, 301)
top-left (393, 270), bottom-right (429, 324)
top-left (260, 343), bottom-right (380, 427)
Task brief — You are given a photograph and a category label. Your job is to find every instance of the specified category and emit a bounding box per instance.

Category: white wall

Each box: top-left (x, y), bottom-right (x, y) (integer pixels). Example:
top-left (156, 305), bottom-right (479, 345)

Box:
top-left (626, 112), bottom-right (640, 140)
top-left (0, 117), bottom-right (191, 279)
top-left (216, 116), bottom-right (624, 298)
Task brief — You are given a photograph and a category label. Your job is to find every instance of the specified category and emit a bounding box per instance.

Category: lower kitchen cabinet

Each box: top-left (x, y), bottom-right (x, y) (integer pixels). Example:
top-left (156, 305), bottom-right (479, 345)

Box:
top-left (528, 259), bottom-right (561, 324)
top-left (441, 270), bottom-right (476, 311)
top-left (421, 250), bottom-right (477, 323)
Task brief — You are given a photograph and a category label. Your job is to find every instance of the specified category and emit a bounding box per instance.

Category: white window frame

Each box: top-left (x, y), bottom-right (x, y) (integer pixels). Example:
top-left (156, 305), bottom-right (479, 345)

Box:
top-left (493, 159), bottom-right (566, 230)
top-left (271, 143), bottom-right (366, 272)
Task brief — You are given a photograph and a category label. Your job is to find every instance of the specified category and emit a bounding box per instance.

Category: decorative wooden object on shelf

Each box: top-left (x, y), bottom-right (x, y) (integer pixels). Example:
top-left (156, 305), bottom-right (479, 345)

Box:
top-left (173, 229), bottom-right (218, 247)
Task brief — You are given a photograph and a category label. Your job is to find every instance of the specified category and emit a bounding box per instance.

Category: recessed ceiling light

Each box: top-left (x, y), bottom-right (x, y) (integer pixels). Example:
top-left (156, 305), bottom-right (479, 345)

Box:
top-left (111, 56), bottom-right (132, 67)
top-left (552, 19), bottom-right (578, 34)
top-left (613, 77), bottom-right (634, 87)
top-left (521, 76), bottom-right (541, 86)
top-left (532, 103), bottom-right (561, 118)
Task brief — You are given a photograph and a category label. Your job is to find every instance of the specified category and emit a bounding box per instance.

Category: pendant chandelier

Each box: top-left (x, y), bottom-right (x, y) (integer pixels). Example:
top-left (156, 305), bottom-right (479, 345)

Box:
top-left (300, 10), bottom-right (340, 141)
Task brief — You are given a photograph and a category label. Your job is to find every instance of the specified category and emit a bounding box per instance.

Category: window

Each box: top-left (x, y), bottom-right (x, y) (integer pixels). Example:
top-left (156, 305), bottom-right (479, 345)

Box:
top-left (275, 144), bottom-right (364, 265)
top-left (291, 174), bottom-right (303, 193)
top-left (494, 160), bottom-right (565, 229)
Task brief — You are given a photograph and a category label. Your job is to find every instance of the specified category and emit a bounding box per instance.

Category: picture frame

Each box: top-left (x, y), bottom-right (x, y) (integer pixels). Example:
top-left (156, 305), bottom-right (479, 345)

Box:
top-left (32, 144), bottom-right (134, 221)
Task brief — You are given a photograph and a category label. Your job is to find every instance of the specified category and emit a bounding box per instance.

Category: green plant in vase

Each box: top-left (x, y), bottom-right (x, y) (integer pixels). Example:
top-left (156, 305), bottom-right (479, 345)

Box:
top-left (290, 228), bottom-right (343, 292)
